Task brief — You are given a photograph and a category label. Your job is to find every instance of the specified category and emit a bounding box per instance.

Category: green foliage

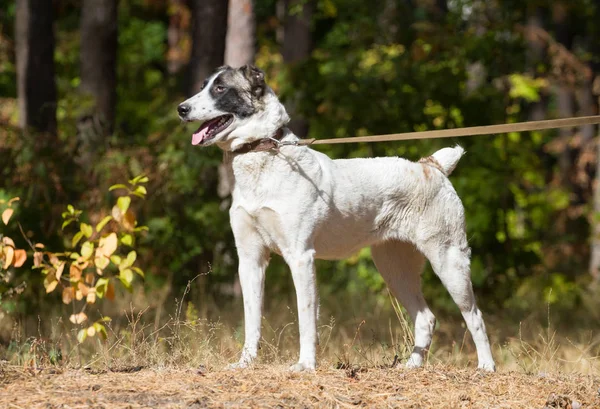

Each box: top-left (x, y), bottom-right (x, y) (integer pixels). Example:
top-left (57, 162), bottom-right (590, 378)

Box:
top-left (1, 0), bottom-right (599, 343)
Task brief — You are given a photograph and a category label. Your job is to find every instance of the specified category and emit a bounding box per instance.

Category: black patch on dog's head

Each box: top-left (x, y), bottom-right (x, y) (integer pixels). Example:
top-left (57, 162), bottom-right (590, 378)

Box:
top-left (239, 65), bottom-right (266, 98)
top-left (208, 65), bottom-right (267, 119)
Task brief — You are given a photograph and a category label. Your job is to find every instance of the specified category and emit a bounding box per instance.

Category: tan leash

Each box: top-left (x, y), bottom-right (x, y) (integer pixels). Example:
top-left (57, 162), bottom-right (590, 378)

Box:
top-left (297, 115), bottom-right (600, 146)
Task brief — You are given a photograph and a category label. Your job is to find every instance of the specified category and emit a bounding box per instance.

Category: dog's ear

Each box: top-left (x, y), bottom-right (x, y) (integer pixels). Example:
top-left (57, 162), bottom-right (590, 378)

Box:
top-left (240, 65), bottom-right (266, 98)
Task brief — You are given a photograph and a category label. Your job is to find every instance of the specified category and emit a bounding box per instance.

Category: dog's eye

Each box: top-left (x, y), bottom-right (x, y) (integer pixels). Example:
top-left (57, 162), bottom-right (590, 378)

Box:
top-left (214, 85), bottom-right (226, 93)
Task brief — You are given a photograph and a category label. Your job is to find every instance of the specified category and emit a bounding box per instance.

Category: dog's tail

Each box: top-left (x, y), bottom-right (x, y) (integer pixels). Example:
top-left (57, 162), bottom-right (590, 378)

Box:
top-left (421, 145), bottom-right (465, 176)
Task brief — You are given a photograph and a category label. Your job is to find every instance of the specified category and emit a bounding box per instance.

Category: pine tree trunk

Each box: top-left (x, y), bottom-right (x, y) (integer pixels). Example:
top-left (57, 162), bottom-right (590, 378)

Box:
top-left (80, 0), bottom-right (118, 134)
top-left (224, 0), bottom-right (255, 68)
top-left (15, 0), bottom-right (57, 135)
top-left (189, 0), bottom-right (229, 95)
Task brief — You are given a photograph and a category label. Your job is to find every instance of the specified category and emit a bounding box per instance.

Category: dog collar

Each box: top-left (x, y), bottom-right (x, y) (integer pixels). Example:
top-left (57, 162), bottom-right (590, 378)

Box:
top-left (232, 128), bottom-right (289, 154)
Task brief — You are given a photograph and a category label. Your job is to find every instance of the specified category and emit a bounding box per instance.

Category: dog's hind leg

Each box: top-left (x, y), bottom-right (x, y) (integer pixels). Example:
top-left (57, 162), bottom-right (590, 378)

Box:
top-left (285, 249), bottom-right (319, 372)
top-left (421, 243), bottom-right (496, 372)
top-left (371, 241), bottom-right (435, 369)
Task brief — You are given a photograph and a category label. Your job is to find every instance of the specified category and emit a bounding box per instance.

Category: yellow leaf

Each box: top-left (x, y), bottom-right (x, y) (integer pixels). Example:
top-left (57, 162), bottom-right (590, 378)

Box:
top-left (45, 280), bottom-right (58, 293)
top-left (75, 290), bottom-right (83, 300)
top-left (78, 282), bottom-right (89, 296)
top-left (70, 264), bottom-right (82, 282)
top-left (33, 252), bottom-right (43, 267)
top-left (13, 249), bottom-right (27, 267)
top-left (86, 289), bottom-right (96, 304)
top-left (94, 250), bottom-right (110, 270)
top-left (2, 237), bottom-right (15, 247)
top-left (2, 208), bottom-right (14, 225)
top-left (62, 287), bottom-right (74, 304)
top-left (98, 233), bottom-right (118, 258)
top-left (69, 312), bottom-right (88, 324)
top-left (2, 246), bottom-right (14, 269)
top-left (86, 325), bottom-right (96, 337)
top-left (81, 242), bottom-right (94, 260)
top-left (34, 243), bottom-right (45, 249)
top-left (111, 205), bottom-right (122, 222)
top-left (7, 197), bottom-right (20, 206)
top-left (123, 210), bottom-right (136, 231)
top-left (55, 262), bottom-right (65, 280)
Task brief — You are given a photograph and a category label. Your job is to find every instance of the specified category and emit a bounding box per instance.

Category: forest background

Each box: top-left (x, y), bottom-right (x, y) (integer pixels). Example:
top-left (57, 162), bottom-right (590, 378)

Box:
top-left (0, 0), bottom-right (600, 371)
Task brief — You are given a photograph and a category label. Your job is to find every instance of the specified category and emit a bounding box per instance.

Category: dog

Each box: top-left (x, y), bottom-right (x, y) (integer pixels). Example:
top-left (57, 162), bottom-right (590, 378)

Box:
top-left (177, 65), bottom-right (496, 372)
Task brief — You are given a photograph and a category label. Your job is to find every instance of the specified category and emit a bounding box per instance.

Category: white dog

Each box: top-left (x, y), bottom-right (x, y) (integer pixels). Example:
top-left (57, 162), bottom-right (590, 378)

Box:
top-left (177, 65), bottom-right (496, 372)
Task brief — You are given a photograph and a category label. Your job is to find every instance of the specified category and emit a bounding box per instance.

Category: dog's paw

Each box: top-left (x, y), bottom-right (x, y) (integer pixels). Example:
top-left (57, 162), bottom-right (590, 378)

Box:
top-left (404, 354), bottom-right (424, 369)
top-left (289, 361), bottom-right (315, 372)
top-left (477, 362), bottom-right (496, 372)
top-left (227, 361), bottom-right (250, 370)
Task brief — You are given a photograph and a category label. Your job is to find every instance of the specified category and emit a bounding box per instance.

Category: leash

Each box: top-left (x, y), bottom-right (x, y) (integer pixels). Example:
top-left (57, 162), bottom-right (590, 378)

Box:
top-left (295, 115), bottom-right (600, 146)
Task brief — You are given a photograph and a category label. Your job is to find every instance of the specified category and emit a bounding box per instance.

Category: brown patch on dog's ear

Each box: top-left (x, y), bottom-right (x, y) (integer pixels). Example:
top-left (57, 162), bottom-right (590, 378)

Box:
top-left (240, 65), bottom-right (266, 98)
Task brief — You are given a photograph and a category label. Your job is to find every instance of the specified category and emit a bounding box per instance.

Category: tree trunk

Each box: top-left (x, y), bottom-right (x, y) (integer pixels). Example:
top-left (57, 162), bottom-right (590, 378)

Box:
top-left (189, 0), bottom-right (229, 95)
top-left (224, 0), bottom-right (255, 68)
top-left (553, 2), bottom-right (575, 187)
top-left (587, 0), bottom-right (600, 282)
top-left (15, 0), bottom-right (57, 135)
top-left (280, 0), bottom-right (314, 137)
top-left (281, 0), bottom-right (313, 65)
top-left (218, 0), bottom-right (256, 200)
top-left (80, 0), bottom-right (118, 135)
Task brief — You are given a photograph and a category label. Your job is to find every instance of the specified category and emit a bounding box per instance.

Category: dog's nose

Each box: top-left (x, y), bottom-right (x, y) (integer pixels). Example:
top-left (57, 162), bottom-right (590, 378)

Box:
top-left (178, 103), bottom-right (191, 117)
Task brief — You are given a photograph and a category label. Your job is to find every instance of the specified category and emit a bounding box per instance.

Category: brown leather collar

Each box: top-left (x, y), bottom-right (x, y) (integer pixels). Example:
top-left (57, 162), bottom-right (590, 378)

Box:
top-left (232, 128), bottom-right (285, 154)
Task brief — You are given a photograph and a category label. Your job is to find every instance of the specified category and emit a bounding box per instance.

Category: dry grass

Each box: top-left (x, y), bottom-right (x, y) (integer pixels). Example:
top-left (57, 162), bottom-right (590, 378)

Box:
top-left (2, 290), bottom-right (600, 408)
top-left (1, 364), bottom-right (598, 408)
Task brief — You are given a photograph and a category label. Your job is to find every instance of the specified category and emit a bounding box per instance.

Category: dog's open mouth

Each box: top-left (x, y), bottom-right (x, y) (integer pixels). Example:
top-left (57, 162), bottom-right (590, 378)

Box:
top-left (192, 114), bottom-right (234, 145)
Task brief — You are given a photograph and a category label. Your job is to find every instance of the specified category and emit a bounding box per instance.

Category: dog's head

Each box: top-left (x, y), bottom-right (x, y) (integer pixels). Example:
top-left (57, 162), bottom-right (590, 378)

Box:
top-left (177, 65), bottom-right (290, 151)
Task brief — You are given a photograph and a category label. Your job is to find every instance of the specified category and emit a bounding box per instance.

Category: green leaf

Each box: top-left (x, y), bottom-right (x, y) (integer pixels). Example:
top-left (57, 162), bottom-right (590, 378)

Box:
top-left (119, 268), bottom-right (134, 284)
top-left (117, 196), bottom-right (131, 214)
top-left (133, 226), bottom-right (149, 232)
top-left (72, 231), bottom-right (84, 248)
top-left (96, 216), bottom-right (113, 232)
top-left (70, 252), bottom-right (80, 259)
top-left (80, 223), bottom-right (93, 238)
top-left (121, 234), bottom-right (133, 246)
top-left (134, 186), bottom-right (147, 196)
top-left (68, 205), bottom-right (75, 214)
top-left (120, 251), bottom-right (137, 270)
top-left (81, 242), bottom-right (94, 260)
top-left (95, 277), bottom-right (109, 298)
top-left (77, 329), bottom-right (87, 343)
top-left (130, 175), bottom-right (149, 185)
top-left (109, 184), bottom-right (129, 192)
top-left (93, 323), bottom-right (108, 340)
top-left (110, 255), bottom-right (122, 266)
top-left (132, 266), bottom-right (145, 278)
top-left (62, 219), bottom-right (74, 230)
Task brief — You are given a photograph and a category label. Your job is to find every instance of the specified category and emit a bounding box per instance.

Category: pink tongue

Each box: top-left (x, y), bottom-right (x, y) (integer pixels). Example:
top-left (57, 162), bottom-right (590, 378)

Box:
top-left (192, 126), bottom-right (210, 145)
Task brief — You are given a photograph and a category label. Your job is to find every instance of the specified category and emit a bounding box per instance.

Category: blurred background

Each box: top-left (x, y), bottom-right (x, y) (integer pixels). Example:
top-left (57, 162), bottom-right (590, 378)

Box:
top-left (0, 0), bottom-right (599, 368)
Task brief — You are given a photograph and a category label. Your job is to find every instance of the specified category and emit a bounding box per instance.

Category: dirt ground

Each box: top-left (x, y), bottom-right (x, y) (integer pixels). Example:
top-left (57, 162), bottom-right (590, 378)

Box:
top-left (1, 364), bottom-right (598, 409)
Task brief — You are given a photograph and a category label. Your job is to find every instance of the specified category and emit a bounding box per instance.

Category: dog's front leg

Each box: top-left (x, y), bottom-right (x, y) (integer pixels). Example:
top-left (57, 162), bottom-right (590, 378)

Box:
top-left (229, 212), bottom-right (269, 369)
top-left (287, 250), bottom-right (318, 372)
